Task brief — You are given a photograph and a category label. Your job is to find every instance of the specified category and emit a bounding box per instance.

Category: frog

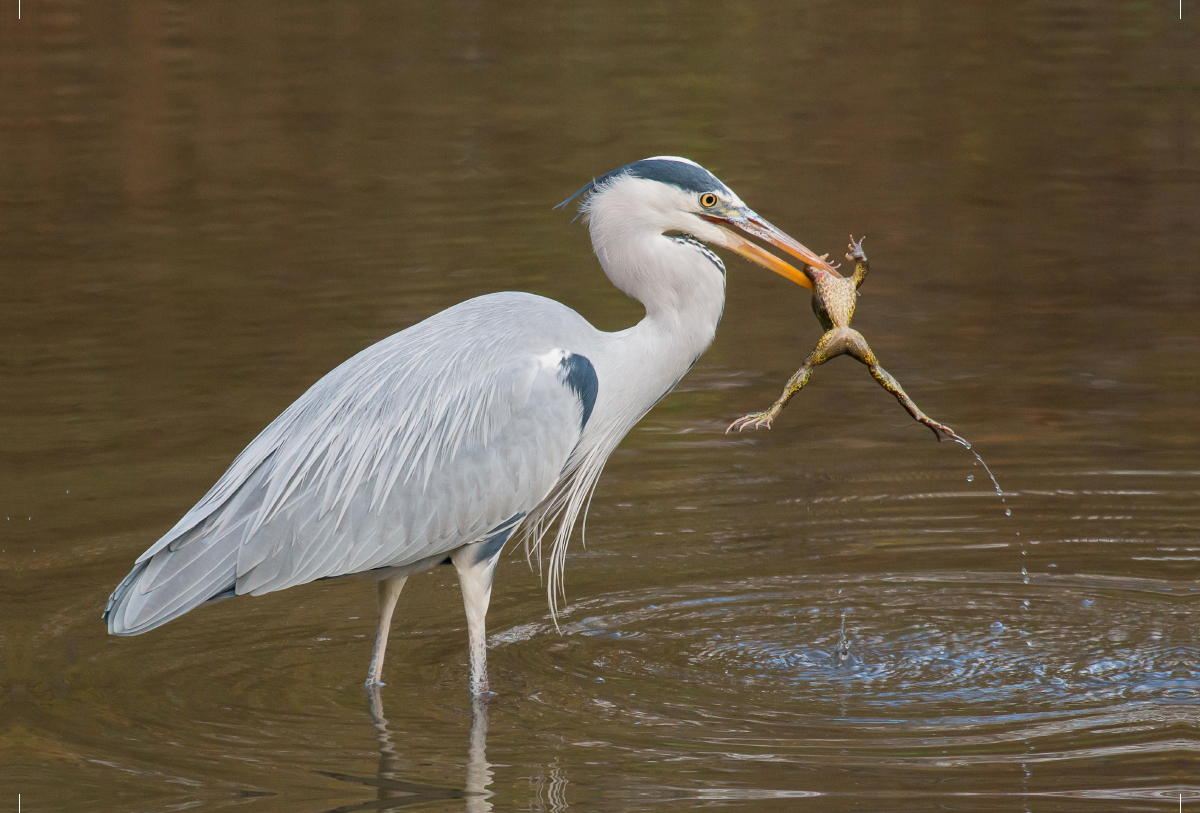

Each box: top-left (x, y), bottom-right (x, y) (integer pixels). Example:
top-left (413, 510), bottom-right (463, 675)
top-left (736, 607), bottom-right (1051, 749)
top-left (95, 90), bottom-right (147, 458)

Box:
top-left (727, 236), bottom-right (965, 444)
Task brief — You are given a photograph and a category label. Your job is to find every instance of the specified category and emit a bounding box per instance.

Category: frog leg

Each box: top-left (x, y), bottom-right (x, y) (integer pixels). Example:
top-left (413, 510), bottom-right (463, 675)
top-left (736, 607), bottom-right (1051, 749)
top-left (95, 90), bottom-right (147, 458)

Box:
top-left (847, 235), bottom-right (869, 290)
top-left (842, 330), bottom-right (966, 444)
top-left (727, 330), bottom-right (850, 433)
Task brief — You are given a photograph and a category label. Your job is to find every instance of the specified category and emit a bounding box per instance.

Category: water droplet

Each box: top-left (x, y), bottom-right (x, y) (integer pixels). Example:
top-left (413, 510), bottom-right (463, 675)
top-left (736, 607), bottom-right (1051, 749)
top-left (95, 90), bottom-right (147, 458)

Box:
top-left (1023, 599), bottom-right (1031, 607)
top-left (990, 621), bottom-right (1005, 633)
top-left (1021, 568), bottom-right (1028, 576)
top-left (966, 449), bottom-right (1003, 497)
top-left (1005, 508), bottom-right (1012, 516)
top-left (967, 474), bottom-right (975, 482)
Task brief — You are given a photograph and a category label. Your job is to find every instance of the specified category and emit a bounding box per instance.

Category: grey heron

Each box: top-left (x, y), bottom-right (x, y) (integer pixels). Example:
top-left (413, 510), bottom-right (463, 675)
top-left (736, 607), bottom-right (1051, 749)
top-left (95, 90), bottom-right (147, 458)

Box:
top-left (104, 156), bottom-right (835, 696)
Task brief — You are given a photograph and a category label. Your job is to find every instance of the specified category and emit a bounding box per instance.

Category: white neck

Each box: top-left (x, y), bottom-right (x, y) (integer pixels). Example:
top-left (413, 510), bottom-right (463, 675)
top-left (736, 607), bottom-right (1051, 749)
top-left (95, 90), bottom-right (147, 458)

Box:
top-left (585, 193), bottom-right (727, 429)
top-left (526, 168), bottom-right (731, 620)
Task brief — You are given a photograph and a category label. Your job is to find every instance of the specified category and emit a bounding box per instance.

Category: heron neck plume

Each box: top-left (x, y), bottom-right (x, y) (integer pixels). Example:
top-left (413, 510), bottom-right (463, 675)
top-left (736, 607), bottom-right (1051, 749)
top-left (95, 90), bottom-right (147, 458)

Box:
top-left (528, 190), bottom-right (727, 623)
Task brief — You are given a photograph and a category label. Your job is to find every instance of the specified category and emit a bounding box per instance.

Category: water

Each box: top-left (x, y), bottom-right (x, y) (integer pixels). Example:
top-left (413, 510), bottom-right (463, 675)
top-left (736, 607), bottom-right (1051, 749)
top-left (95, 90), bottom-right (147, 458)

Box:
top-left (965, 445), bottom-right (1005, 500)
top-left (3, 1), bottom-right (1198, 810)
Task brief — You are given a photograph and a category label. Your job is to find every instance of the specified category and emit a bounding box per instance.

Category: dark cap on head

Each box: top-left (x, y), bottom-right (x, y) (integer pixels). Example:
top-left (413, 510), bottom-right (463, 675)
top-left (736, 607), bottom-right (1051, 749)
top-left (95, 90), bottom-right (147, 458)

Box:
top-left (556, 157), bottom-right (728, 211)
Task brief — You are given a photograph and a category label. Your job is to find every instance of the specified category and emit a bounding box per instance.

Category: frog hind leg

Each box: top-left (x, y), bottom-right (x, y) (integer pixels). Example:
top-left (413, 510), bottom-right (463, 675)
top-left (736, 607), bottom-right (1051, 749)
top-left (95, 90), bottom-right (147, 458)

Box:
top-left (842, 330), bottom-right (966, 444)
top-left (727, 330), bottom-right (849, 433)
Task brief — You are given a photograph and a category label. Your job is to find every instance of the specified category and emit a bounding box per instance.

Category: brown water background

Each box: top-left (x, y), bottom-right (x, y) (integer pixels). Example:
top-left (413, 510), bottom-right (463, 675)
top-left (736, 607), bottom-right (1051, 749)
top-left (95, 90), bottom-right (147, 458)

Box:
top-left (2, 1), bottom-right (1198, 810)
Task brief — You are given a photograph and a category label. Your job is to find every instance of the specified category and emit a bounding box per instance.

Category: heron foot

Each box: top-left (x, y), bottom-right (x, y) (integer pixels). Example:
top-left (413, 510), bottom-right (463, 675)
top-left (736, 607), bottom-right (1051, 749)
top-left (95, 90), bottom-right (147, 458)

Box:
top-left (727, 410), bottom-right (776, 433)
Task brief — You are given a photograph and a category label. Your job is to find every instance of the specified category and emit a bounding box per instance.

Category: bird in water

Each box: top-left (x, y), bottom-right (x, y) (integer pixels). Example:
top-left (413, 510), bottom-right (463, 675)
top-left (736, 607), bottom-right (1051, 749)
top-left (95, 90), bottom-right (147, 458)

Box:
top-left (727, 236), bottom-right (965, 443)
top-left (104, 156), bottom-right (835, 697)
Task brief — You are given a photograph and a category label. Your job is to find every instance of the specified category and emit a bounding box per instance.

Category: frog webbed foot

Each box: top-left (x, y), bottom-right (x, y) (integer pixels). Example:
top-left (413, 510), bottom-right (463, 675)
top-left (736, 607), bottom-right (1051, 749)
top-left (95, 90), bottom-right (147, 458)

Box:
top-left (726, 410), bottom-right (777, 434)
top-left (815, 253), bottom-right (841, 273)
top-left (845, 235), bottom-right (867, 264)
top-left (920, 417), bottom-right (968, 446)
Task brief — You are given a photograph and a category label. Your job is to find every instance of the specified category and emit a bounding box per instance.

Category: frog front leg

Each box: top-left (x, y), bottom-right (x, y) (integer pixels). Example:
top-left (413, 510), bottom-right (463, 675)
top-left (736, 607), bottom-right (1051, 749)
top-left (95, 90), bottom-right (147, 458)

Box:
top-left (847, 235), bottom-right (868, 290)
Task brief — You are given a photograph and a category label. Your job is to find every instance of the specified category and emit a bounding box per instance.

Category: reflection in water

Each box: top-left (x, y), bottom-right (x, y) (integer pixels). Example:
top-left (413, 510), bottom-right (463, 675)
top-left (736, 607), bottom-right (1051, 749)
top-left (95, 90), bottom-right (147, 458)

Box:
top-left (528, 761), bottom-right (570, 813)
top-left (463, 698), bottom-right (494, 813)
top-left (322, 688), bottom-right (493, 813)
top-left (4, 0), bottom-right (1198, 809)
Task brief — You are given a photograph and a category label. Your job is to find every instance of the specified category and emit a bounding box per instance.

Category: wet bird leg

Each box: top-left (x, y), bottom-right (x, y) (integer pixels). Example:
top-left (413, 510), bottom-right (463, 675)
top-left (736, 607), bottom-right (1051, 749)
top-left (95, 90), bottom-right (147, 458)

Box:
top-left (728, 237), bottom-right (964, 444)
top-left (367, 575), bottom-right (407, 686)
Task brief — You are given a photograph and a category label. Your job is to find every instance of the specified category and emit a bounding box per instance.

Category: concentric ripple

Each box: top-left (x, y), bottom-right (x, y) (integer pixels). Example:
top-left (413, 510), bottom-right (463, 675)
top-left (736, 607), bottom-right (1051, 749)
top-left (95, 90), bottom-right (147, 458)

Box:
top-left (492, 573), bottom-right (1197, 736)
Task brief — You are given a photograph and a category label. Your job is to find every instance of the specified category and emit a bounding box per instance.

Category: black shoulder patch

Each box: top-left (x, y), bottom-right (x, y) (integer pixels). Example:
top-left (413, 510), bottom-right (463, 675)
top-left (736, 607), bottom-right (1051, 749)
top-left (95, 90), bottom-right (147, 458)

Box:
top-left (557, 353), bottom-right (599, 430)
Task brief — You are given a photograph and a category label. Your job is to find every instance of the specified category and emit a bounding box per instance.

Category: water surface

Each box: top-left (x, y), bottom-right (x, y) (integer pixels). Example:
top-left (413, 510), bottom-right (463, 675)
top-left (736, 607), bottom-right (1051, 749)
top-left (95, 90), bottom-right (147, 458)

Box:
top-left (2, 1), bottom-right (1197, 810)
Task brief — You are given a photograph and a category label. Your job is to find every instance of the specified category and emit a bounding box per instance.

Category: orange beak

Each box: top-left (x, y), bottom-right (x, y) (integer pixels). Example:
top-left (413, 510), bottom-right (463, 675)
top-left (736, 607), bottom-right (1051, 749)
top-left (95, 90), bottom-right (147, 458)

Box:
top-left (702, 210), bottom-right (838, 290)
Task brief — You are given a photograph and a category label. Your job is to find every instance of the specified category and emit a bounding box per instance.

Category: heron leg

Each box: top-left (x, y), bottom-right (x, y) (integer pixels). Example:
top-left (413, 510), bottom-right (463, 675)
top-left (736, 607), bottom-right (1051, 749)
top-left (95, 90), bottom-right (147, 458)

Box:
top-left (728, 329), bottom-right (849, 432)
top-left (841, 330), bottom-right (965, 444)
top-left (451, 547), bottom-right (502, 698)
top-left (366, 575), bottom-right (408, 687)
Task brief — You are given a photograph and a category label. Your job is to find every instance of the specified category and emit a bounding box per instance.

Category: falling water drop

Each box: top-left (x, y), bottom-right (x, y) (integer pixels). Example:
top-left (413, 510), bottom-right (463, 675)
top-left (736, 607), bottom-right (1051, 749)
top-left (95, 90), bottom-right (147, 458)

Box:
top-left (954, 441), bottom-right (1004, 498)
top-left (951, 438), bottom-right (1026, 614)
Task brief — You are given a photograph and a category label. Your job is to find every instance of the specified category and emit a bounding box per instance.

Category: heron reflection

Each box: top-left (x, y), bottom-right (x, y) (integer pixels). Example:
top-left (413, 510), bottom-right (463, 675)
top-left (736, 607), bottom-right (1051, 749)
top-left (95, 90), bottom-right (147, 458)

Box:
top-left (321, 688), bottom-right (492, 812)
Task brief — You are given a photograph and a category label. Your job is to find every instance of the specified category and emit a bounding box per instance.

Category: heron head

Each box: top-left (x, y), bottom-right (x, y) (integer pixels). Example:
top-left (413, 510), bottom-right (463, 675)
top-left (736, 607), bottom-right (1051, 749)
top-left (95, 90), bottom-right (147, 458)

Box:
top-left (557, 156), bottom-right (837, 290)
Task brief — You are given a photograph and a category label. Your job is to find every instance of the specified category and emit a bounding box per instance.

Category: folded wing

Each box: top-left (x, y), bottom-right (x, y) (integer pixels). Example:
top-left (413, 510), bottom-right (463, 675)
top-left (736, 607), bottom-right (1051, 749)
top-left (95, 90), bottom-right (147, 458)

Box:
top-left (105, 293), bottom-right (599, 635)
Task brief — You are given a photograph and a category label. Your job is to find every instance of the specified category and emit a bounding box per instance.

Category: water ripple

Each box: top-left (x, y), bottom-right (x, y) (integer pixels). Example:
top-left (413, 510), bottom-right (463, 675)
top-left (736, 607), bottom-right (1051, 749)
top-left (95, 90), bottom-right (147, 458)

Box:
top-left (493, 572), bottom-right (1197, 761)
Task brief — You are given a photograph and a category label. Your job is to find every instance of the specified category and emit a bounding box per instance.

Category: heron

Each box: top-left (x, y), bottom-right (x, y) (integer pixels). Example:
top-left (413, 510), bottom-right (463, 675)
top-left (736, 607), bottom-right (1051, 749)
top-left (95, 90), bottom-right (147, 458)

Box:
top-left (104, 156), bottom-right (835, 697)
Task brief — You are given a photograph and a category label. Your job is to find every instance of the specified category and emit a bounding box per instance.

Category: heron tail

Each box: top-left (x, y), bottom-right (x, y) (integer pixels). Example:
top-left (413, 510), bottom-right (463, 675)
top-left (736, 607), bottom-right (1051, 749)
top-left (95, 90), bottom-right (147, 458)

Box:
top-left (103, 520), bottom-right (241, 636)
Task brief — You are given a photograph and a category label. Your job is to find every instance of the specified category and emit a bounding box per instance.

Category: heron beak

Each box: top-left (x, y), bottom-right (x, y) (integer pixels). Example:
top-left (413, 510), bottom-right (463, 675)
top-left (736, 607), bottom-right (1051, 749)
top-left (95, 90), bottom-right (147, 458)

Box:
top-left (701, 210), bottom-right (837, 290)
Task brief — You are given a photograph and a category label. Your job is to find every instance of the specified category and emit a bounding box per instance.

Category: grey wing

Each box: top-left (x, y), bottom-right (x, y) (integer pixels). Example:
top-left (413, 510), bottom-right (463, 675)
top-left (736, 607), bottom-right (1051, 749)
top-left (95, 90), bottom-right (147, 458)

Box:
top-left (105, 299), bottom-right (599, 635)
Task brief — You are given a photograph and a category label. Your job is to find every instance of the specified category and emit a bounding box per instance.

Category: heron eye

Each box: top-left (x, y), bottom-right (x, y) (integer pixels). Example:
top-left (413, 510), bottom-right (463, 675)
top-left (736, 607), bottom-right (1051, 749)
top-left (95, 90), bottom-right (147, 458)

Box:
top-left (700, 193), bottom-right (718, 208)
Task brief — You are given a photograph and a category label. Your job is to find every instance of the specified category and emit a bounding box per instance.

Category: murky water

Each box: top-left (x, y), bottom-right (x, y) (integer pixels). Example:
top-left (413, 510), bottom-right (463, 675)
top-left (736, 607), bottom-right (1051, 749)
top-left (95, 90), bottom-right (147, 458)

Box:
top-left (3, 1), bottom-right (1198, 810)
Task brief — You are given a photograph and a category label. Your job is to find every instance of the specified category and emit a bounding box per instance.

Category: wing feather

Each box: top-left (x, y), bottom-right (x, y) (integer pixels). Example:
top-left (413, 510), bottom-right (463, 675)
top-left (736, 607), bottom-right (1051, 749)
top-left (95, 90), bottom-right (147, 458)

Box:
top-left (106, 293), bottom-right (600, 634)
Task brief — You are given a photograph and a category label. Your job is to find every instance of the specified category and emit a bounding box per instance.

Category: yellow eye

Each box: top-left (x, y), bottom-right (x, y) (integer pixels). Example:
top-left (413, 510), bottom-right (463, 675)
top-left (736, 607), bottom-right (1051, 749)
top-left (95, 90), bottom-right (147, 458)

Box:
top-left (700, 193), bottom-right (718, 208)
